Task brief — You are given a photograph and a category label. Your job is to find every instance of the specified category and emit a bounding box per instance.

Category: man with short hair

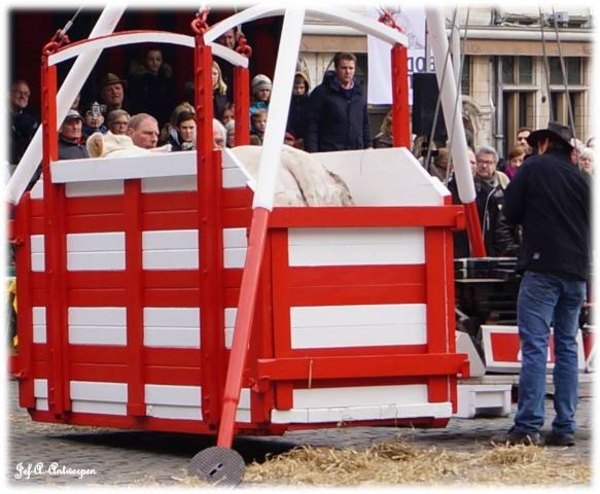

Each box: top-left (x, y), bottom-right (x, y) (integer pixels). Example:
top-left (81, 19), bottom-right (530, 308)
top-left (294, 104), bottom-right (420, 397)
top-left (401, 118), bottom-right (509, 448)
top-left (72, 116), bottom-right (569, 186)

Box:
top-left (127, 113), bottom-right (159, 149)
top-left (492, 122), bottom-right (591, 447)
top-left (516, 127), bottom-right (533, 154)
top-left (9, 79), bottom-right (39, 165)
top-left (99, 73), bottom-right (128, 113)
top-left (304, 52), bottom-right (371, 152)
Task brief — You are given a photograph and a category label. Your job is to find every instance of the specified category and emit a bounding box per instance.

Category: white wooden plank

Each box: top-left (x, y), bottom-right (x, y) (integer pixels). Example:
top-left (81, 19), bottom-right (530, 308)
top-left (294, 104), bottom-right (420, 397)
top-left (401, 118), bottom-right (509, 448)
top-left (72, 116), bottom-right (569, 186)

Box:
top-left (224, 308), bottom-right (237, 349)
top-left (288, 228), bottom-right (424, 266)
top-left (31, 254), bottom-right (45, 272)
top-left (145, 384), bottom-right (201, 406)
top-left (70, 381), bottom-right (127, 402)
top-left (223, 228), bottom-right (247, 248)
top-left (71, 401), bottom-right (127, 416)
top-left (144, 307), bottom-right (199, 327)
top-left (69, 325), bottom-right (126, 345)
top-left (146, 404), bottom-right (202, 420)
top-left (142, 229), bottom-right (198, 250)
top-left (32, 306), bottom-right (46, 324)
top-left (291, 323), bottom-right (426, 349)
top-left (143, 250), bottom-right (198, 270)
top-left (67, 232), bottom-right (125, 252)
top-left (36, 399), bottom-right (49, 411)
top-left (291, 304), bottom-right (426, 327)
top-left (51, 150), bottom-right (196, 183)
top-left (32, 307), bottom-right (47, 343)
top-left (34, 379), bottom-right (48, 398)
top-left (223, 248), bottom-right (247, 269)
top-left (293, 384), bottom-right (428, 409)
top-left (30, 235), bottom-right (45, 253)
top-left (142, 176), bottom-right (197, 193)
top-left (144, 327), bottom-right (199, 348)
top-left (69, 307), bottom-right (126, 326)
top-left (66, 180), bottom-right (124, 197)
top-left (68, 251), bottom-right (125, 271)
top-left (271, 402), bottom-right (452, 424)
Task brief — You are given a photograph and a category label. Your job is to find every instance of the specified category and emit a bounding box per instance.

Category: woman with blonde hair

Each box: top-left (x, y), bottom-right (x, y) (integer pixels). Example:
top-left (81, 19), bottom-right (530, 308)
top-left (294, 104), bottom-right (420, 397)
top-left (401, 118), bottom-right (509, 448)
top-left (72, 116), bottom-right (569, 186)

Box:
top-left (212, 61), bottom-right (229, 121)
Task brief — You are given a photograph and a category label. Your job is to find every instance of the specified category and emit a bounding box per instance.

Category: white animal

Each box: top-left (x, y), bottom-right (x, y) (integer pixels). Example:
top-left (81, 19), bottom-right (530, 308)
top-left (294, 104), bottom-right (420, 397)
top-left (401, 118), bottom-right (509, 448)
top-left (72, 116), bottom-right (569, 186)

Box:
top-left (230, 145), bottom-right (353, 207)
top-left (86, 131), bottom-right (171, 158)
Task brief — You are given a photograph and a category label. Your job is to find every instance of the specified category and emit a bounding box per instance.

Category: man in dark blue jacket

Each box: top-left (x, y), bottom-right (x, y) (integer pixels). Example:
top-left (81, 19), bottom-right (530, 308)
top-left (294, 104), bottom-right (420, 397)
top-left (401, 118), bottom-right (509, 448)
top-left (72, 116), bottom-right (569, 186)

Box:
top-left (304, 52), bottom-right (372, 152)
top-left (492, 122), bottom-right (591, 447)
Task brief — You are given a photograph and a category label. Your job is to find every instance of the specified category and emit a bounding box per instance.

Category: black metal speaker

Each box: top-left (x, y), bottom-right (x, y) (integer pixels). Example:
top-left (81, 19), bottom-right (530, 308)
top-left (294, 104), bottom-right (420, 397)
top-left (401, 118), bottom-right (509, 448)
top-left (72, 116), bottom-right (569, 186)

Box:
top-left (411, 72), bottom-right (447, 141)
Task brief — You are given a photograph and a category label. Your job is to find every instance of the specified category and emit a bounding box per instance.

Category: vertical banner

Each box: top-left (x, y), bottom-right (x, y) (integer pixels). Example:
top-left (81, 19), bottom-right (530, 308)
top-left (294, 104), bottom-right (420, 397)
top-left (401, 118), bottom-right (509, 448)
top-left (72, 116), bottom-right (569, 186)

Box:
top-left (367, 5), bottom-right (428, 105)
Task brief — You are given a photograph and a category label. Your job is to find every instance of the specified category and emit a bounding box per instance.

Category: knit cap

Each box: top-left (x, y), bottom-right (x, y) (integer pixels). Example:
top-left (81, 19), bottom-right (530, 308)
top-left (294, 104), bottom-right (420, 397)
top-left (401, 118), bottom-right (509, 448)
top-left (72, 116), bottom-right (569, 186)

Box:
top-left (251, 74), bottom-right (272, 95)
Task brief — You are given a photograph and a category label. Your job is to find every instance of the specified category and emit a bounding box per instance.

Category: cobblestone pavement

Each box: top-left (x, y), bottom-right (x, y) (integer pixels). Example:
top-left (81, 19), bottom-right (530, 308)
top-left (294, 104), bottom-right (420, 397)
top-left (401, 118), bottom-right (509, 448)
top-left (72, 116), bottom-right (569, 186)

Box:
top-left (5, 377), bottom-right (594, 487)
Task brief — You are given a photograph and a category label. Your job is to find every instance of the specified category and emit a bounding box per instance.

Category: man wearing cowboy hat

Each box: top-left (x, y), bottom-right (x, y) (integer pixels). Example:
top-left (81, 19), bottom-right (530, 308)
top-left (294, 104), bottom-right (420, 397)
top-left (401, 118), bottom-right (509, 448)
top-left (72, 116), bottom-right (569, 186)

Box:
top-left (99, 72), bottom-right (129, 113)
top-left (492, 121), bottom-right (591, 447)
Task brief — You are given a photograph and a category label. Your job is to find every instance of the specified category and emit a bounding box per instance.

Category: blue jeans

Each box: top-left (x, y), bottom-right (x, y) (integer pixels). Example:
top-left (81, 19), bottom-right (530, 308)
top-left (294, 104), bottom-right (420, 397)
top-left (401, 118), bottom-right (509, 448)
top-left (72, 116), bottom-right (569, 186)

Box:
top-left (514, 271), bottom-right (586, 435)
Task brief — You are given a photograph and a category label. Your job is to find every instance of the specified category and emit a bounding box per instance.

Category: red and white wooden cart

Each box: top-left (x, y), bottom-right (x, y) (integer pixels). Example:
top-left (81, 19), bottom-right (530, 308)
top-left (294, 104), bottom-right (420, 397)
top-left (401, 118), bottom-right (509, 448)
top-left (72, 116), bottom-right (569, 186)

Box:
top-left (10, 5), bottom-right (481, 484)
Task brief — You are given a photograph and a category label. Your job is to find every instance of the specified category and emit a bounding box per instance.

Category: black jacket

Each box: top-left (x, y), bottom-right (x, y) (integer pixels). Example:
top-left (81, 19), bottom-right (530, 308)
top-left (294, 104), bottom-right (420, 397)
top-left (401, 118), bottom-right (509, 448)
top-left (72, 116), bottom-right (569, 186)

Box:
top-left (58, 135), bottom-right (89, 160)
top-left (304, 71), bottom-right (371, 152)
top-left (504, 148), bottom-right (591, 280)
top-left (448, 177), bottom-right (520, 258)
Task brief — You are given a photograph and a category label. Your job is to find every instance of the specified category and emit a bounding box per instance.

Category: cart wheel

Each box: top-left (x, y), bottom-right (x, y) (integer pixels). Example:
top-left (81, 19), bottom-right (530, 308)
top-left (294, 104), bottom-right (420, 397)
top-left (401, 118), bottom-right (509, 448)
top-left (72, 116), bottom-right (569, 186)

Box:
top-left (188, 446), bottom-right (245, 485)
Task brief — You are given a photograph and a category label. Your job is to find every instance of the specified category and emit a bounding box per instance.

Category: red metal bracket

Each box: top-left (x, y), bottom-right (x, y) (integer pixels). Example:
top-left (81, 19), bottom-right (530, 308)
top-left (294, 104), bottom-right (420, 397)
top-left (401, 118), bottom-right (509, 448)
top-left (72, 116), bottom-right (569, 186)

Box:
top-left (235, 35), bottom-right (253, 59)
top-left (191, 8), bottom-right (210, 36)
top-left (42, 29), bottom-right (70, 57)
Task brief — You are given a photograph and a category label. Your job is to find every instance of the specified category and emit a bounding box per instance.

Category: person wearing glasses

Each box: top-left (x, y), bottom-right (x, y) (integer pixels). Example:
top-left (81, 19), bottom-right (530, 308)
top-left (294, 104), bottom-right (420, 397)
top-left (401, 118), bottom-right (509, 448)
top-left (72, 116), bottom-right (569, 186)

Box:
top-left (9, 79), bottom-right (39, 166)
top-left (106, 109), bottom-right (131, 136)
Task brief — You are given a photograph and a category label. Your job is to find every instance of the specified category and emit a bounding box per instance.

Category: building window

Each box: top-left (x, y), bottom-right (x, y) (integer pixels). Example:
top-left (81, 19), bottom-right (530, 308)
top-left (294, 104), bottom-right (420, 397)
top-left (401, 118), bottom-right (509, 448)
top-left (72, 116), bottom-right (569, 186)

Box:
top-left (460, 55), bottom-right (470, 95)
top-left (549, 57), bottom-right (582, 85)
top-left (500, 56), bottom-right (533, 84)
top-left (550, 90), bottom-right (585, 138)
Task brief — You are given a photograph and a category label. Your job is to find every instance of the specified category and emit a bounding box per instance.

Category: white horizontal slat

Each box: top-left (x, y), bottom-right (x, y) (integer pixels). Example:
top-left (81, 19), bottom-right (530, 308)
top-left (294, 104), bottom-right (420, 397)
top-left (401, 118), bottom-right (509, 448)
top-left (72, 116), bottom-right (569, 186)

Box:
top-left (144, 307), bottom-right (199, 327)
top-left (222, 168), bottom-right (250, 188)
top-left (51, 150), bottom-right (196, 183)
top-left (36, 399), bottom-right (49, 411)
top-left (71, 401), bottom-right (127, 416)
top-left (224, 308), bottom-right (237, 349)
top-left (288, 227), bottom-right (424, 266)
top-left (69, 307), bottom-right (126, 326)
top-left (30, 235), bottom-right (45, 253)
top-left (291, 304), bottom-right (427, 348)
top-left (143, 230), bottom-right (198, 250)
top-left (223, 248), bottom-right (247, 269)
top-left (142, 176), bottom-right (197, 192)
top-left (143, 250), bottom-right (199, 269)
top-left (68, 307), bottom-right (127, 346)
top-left (69, 325), bottom-right (126, 345)
top-left (70, 381), bottom-right (128, 402)
top-left (144, 328), bottom-right (199, 348)
top-left (146, 404), bottom-right (202, 420)
top-left (223, 228), bottom-right (247, 267)
top-left (67, 232), bottom-right (125, 252)
top-left (31, 254), bottom-right (45, 272)
top-left (144, 308), bottom-right (200, 348)
top-left (30, 235), bottom-right (45, 271)
top-left (68, 252), bottom-right (125, 271)
top-left (271, 402), bottom-right (452, 424)
top-left (143, 230), bottom-right (199, 269)
top-left (67, 232), bottom-right (125, 271)
top-left (66, 180), bottom-right (124, 197)
top-left (33, 307), bottom-right (47, 343)
top-left (145, 384), bottom-right (201, 406)
top-left (292, 384), bottom-right (428, 409)
top-left (34, 379), bottom-right (48, 398)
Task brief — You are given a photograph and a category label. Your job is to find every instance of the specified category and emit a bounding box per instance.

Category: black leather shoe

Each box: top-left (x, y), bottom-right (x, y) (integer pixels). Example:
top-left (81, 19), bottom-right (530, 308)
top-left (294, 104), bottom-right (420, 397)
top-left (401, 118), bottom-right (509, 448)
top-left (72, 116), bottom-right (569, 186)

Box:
top-left (490, 428), bottom-right (541, 446)
top-left (544, 431), bottom-right (575, 447)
